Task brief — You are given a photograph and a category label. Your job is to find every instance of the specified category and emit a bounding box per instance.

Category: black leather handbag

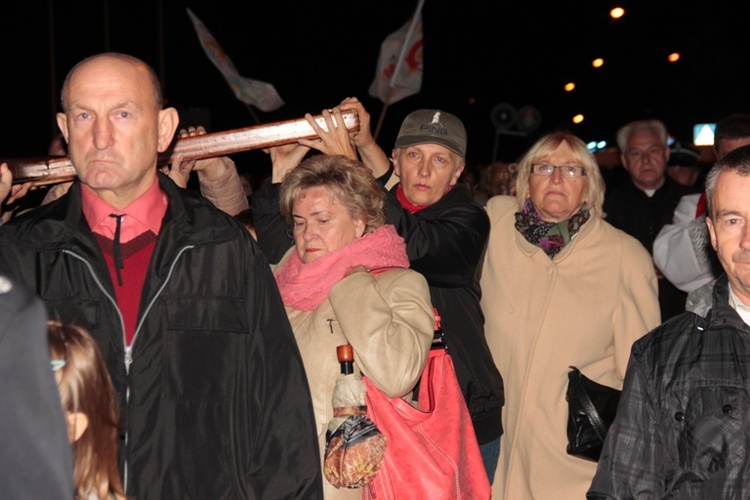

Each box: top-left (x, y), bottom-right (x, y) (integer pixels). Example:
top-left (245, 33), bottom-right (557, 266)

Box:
top-left (565, 366), bottom-right (621, 462)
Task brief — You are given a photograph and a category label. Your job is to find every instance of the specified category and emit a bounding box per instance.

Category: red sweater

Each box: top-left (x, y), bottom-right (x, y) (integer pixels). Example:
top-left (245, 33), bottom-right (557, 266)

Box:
top-left (95, 231), bottom-right (156, 346)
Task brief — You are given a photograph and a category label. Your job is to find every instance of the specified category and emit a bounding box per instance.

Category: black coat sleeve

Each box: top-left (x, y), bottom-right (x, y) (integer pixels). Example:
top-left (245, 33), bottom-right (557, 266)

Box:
top-left (242, 247), bottom-right (323, 498)
top-left (382, 181), bottom-right (490, 289)
top-left (251, 182), bottom-right (293, 264)
top-left (0, 277), bottom-right (75, 499)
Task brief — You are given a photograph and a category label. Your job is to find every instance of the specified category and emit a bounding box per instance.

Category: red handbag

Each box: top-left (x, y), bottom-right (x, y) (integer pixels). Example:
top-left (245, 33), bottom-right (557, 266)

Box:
top-left (362, 345), bottom-right (490, 499)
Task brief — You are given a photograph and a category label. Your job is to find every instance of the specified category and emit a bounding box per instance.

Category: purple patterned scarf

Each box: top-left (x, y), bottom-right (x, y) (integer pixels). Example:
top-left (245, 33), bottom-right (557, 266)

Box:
top-left (514, 199), bottom-right (590, 258)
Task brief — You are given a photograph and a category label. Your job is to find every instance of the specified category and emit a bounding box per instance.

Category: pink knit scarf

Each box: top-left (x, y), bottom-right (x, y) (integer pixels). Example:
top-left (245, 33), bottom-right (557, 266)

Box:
top-left (275, 225), bottom-right (410, 311)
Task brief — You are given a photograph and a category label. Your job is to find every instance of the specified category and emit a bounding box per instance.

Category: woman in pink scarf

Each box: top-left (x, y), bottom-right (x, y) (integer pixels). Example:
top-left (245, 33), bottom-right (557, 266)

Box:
top-left (272, 154), bottom-right (434, 499)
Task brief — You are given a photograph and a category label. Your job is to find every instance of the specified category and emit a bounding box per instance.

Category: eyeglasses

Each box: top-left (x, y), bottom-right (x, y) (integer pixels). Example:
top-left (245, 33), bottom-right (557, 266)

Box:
top-left (531, 164), bottom-right (586, 178)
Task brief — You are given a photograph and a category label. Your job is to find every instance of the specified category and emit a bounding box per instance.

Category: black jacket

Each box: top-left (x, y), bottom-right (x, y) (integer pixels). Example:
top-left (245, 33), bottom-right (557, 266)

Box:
top-left (382, 178), bottom-right (504, 445)
top-left (603, 177), bottom-right (693, 321)
top-left (0, 175), bottom-right (323, 500)
top-left (253, 174), bottom-right (505, 445)
top-left (0, 275), bottom-right (74, 499)
top-left (589, 274), bottom-right (750, 498)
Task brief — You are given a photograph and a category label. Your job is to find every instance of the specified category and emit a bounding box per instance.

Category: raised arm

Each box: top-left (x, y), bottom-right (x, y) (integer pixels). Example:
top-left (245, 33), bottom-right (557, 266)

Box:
top-left (338, 97), bottom-right (391, 177)
top-left (1, 163), bottom-right (36, 224)
top-left (298, 107), bottom-right (358, 160)
top-left (0, 163), bottom-right (12, 203)
top-left (251, 142), bottom-right (310, 263)
top-left (164, 126), bottom-right (249, 216)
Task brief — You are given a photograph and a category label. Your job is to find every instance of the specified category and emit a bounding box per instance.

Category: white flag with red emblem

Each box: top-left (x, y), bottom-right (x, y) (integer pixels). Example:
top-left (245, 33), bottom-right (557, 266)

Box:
top-left (368, 2), bottom-right (424, 105)
top-left (187, 8), bottom-right (284, 112)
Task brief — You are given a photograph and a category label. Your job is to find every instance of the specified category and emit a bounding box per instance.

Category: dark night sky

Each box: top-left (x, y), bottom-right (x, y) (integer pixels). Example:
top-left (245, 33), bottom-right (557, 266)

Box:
top-left (2, 0), bottom-right (749, 177)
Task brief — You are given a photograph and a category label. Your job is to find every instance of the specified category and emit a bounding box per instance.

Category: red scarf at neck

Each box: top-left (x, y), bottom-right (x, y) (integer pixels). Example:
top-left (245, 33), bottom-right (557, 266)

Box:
top-left (396, 184), bottom-right (428, 213)
top-left (395, 183), bottom-right (454, 213)
top-left (274, 225), bottom-right (409, 311)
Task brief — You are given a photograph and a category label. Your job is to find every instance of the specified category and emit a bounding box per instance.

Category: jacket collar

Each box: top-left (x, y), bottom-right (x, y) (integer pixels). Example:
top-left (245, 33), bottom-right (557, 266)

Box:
top-left (11, 172), bottom-right (237, 253)
top-left (688, 274), bottom-right (750, 333)
top-left (397, 182), bottom-right (472, 219)
top-left (707, 275), bottom-right (750, 332)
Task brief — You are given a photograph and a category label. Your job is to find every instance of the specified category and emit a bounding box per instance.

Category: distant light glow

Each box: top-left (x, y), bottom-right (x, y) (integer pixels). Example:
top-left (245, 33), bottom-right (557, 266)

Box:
top-left (564, 82), bottom-right (576, 92)
top-left (573, 114), bottom-right (584, 124)
top-left (592, 58), bottom-right (604, 68)
top-left (668, 52), bottom-right (680, 62)
top-left (610, 7), bottom-right (625, 18)
top-left (587, 140), bottom-right (608, 152)
top-left (468, 97), bottom-right (476, 104)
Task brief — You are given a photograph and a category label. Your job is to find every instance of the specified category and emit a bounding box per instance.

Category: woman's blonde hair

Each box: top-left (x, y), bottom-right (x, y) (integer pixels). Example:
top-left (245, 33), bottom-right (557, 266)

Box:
top-left (48, 321), bottom-right (124, 499)
top-left (514, 131), bottom-right (606, 218)
top-left (279, 155), bottom-right (386, 234)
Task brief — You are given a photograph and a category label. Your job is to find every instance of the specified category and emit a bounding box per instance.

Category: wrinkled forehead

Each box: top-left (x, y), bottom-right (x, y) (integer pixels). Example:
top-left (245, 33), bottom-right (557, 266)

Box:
top-left (711, 170), bottom-right (750, 212)
top-left (626, 129), bottom-right (663, 148)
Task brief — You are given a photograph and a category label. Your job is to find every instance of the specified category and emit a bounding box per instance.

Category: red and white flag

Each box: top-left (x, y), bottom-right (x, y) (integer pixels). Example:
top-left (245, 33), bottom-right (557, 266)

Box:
top-left (368, 1), bottom-right (424, 105)
top-left (187, 8), bottom-right (284, 112)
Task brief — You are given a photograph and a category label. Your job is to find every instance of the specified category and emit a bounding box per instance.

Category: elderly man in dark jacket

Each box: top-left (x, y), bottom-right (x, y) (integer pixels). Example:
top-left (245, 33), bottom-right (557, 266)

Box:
top-left (604, 119), bottom-right (693, 321)
top-left (588, 145), bottom-right (750, 498)
top-left (0, 52), bottom-right (321, 499)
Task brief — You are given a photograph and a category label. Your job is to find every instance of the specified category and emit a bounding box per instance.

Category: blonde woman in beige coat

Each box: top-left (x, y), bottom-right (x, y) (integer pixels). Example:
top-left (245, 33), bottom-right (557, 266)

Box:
top-left (268, 154), bottom-right (435, 499)
top-left (480, 132), bottom-right (661, 499)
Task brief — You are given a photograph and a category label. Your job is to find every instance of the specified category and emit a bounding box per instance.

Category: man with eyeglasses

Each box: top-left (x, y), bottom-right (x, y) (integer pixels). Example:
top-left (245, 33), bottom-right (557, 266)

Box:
top-left (603, 119), bottom-right (693, 320)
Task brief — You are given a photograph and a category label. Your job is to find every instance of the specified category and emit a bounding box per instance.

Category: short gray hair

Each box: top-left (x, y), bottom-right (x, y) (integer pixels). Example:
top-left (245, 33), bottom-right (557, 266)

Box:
top-left (616, 119), bottom-right (668, 151)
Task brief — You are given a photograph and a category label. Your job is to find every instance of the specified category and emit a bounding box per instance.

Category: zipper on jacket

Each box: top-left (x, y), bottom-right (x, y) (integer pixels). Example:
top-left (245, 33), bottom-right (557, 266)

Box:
top-left (130, 244), bottom-right (194, 348)
top-left (63, 249), bottom-right (130, 490)
top-left (62, 249), bottom-right (127, 350)
top-left (62, 244), bottom-right (194, 494)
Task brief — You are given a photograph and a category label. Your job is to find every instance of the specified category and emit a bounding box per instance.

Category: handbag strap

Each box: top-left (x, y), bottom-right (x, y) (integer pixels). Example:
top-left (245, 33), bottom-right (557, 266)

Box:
top-left (569, 368), bottom-right (608, 441)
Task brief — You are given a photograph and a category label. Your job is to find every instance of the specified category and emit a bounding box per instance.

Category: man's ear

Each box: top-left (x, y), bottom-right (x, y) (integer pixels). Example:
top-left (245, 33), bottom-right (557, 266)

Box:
top-left (157, 107), bottom-right (179, 153)
top-left (56, 113), bottom-right (69, 143)
top-left (706, 216), bottom-right (718, 251)
top-left (66, 411), bottom-right (89, 444)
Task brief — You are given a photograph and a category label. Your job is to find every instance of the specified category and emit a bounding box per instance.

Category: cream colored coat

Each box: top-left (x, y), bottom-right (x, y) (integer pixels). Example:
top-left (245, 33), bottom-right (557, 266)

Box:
top-left (274, 249), bottom-right (434, 499)
top-left (480, 196), bottom-right (661, 500)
